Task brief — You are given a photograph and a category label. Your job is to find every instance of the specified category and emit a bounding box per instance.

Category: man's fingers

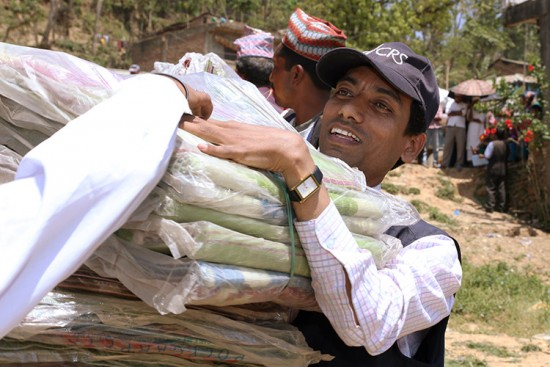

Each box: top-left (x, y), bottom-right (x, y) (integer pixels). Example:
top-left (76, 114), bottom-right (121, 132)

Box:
top-left (180, 115), bottom-right (224, 145)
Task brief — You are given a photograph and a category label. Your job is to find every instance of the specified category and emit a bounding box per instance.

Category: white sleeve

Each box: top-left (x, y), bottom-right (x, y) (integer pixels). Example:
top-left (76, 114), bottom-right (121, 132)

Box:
top-left (484, 141), bottom-right (494, 159)
top-left (0, 74), bottom-right (190, 338)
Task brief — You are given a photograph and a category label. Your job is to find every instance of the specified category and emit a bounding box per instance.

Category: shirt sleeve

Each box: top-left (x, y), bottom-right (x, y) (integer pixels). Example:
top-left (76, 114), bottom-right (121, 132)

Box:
top-left (0, 74), bottom-right (191, 338)
top-left (484, 141), bottom-right (494, 159)
top-left (295, 202), bottom-right (462, 355)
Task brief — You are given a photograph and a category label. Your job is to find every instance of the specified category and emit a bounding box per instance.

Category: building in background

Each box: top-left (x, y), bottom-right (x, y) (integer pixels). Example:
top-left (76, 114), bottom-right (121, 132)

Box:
top-left (128, 13), bottom-right (282, 72)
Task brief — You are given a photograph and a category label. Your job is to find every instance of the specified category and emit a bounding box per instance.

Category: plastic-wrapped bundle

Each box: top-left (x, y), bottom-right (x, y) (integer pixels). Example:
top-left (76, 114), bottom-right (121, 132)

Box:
top-left (159, 130), bottom-right (418, 234)
top-left (85, 236), bottom-right (319, 314)
top-left (56, 266), bottom-right (296, 325)
top-left (0, 42), bottom-right (124, 124)
top-left (2, 290), bottom-right (331, 367)
top-left (119, 216), bottom-right (402, 278)
top-left (0, 144), bottom-right (21, 184)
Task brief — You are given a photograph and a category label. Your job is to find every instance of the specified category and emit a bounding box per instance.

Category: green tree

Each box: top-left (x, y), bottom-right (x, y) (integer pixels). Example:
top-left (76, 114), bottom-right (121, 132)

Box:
top-left (1, 0), bottom-right (44, 44)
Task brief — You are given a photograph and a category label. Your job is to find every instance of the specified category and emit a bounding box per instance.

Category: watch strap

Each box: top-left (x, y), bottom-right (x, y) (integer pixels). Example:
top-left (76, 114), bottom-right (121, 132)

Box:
top-left (288, 166), bottom-right (323, 202)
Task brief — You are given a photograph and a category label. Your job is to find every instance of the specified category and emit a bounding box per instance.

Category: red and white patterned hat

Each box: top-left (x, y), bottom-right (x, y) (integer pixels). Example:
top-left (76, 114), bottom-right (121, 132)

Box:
top-left (282, 8), bottom-right (346, 61)
top-left (234, 26), bottom-right (274, 59)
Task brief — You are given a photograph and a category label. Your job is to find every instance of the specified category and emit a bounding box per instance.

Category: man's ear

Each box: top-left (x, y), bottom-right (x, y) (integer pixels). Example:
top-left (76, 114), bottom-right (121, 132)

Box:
top-left (400, 133), bottom-right (426, 163)
top-left (291, 64), bottom-right (305, 85)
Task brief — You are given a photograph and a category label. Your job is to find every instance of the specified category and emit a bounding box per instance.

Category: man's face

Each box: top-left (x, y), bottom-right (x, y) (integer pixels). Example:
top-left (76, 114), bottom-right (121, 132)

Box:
top-left (269, 44), bottom-right (293, 108)
top-left (319, 66), bottom-right (421, 187)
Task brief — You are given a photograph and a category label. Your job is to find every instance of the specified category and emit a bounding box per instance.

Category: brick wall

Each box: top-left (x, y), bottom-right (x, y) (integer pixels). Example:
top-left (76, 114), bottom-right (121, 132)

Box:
top-left (129, 25), bottom-right (212, 72)
top-left (128, 22), bottom-right (244, 72)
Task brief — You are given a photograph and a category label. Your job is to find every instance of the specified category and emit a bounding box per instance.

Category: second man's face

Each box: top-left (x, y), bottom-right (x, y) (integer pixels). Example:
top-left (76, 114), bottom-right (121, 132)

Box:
top-left (319, 66), bottom-right (414, 187)
top-left (269, 44), bottom-right (293, 109)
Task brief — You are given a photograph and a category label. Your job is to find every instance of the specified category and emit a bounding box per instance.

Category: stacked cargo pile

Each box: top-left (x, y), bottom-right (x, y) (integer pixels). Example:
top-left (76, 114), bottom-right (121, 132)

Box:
top-left (0, 43), bottom-right (420, 366)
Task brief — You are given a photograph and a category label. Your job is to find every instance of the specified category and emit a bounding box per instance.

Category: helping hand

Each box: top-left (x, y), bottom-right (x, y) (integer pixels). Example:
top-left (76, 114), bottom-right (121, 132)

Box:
top-left (186, 85), bottom-right (213, 120)
top-left (158, 73), bottom-right (213, 120)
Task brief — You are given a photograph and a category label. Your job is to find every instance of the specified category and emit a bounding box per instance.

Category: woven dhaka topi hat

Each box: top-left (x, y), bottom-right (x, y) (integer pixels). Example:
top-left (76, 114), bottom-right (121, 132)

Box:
top-left (282, 8), bottom-right (346, 61)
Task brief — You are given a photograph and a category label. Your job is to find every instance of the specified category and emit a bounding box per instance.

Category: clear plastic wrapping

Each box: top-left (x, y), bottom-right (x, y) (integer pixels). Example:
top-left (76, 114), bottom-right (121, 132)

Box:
top-left (85, 236), bottom-right (320, 314)
top-left (56, 266), bottom-right (296, 325)
top-left (3, 290), bottom-right (331, 366)
top-left (0, 144), bottom-right (21, 184)
top-left (0, 42), bottom-right (124, 125)
top-left (157, 129), bottom-right (420, 235)
top-left (119, 216), bottom-right (402, 277)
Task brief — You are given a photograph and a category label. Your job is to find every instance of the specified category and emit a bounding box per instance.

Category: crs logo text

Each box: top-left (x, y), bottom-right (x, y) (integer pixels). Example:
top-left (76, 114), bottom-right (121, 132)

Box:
top-left (364, 45), bottom-right (408, 65)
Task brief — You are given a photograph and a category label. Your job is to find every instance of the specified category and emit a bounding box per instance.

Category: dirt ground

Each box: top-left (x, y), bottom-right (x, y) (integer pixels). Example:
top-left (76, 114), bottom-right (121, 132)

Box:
top-left (385, 163), bottom-right (550, 367)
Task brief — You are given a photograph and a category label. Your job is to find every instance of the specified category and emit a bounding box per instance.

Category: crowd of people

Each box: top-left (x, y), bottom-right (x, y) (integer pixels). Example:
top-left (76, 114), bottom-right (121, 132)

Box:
top-left (415, 90), bottom-right (541, 170)
top-left (410, 86), bottom-right (542, 214)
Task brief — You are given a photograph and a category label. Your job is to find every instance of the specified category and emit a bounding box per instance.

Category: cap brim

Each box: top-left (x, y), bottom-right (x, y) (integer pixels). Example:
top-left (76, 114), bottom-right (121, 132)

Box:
top-left (316, 48), bottom-right (422, 104)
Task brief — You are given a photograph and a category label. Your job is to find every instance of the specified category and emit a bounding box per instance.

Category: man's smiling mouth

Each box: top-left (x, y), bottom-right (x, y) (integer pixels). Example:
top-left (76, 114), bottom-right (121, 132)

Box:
top-left (330, 127), bottom-right (360, 142)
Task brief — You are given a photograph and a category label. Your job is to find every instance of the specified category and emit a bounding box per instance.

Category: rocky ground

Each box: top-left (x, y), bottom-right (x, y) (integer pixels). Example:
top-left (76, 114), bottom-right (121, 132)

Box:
top-left (385, 163), bottom-right (550, 366)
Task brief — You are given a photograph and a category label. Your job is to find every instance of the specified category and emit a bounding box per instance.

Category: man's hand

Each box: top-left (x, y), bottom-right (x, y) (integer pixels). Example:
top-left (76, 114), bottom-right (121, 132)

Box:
top-left (158, 73), bottom-right (213, 120)
top-left (179, 115), bottom-right (309, 175)
top-left (180, 115), bottom-right (331, 220)
top-left (186, 85), bottom-right (213, 120)
top-left (171, 80), bottom-right (213, 120)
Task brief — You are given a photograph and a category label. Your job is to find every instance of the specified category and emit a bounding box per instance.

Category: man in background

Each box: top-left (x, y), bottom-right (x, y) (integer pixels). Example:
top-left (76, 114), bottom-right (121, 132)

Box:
top-left (233, 26), bottom-right (284, 113)
top-left (441, 93), bottom-right (467, 170)
top-left (419, 103), bottom-right (446, 168)
top-left (270, 8), bottom-right (346, 147)
top-left (480, 128), bottom-right (508, 213)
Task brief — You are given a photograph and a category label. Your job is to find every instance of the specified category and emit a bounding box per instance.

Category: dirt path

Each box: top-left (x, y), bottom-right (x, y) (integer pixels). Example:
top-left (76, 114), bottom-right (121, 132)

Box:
top-left (385, 164), bottom-right (550, 366)
top-left (445, 326), bottom-right (550, 366)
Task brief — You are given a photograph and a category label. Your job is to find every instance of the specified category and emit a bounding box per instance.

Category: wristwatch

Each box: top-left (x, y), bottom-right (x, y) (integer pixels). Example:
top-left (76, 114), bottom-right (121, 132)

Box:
top-left (288, 166), bottom-right (323, 203)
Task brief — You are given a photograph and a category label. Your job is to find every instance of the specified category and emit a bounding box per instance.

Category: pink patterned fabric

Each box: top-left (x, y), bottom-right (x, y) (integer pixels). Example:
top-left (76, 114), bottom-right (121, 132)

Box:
top-left (234, 26), bottom-right (274, 58)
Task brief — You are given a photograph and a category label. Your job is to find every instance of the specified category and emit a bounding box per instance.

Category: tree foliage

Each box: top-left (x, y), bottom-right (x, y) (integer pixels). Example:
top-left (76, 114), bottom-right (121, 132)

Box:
top-left (0, 0), bottom-right (542, 87)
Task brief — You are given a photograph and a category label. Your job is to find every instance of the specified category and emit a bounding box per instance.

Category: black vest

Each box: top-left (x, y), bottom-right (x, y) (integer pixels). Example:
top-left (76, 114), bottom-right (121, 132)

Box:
top-left (293, 220), bottom-right (461, 366)
top-left (487, 140), bottom-right (508, 177)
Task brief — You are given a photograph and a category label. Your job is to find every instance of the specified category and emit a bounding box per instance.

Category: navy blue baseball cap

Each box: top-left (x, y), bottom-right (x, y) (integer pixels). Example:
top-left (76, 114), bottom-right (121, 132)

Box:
top-left (316, 42), bottom-right (440, 131)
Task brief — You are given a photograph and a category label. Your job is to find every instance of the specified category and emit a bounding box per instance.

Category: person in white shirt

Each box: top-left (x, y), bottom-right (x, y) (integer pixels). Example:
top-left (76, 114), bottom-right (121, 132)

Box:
top-left (466, 98), bottom-right (487, 163)
top-left (182, 42), bottom-right (462, 366)
top-left (441, 93), bottom-right (468, 170)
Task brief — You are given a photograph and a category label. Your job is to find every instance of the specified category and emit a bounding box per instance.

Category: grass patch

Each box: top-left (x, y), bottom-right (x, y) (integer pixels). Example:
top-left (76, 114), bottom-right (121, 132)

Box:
top-left (381, 182), bottom-right (400, 195)
top-left (445, 356), bottom-right (488, 366)
top-left (410, 199), bottom-right (458, 226)
top-left (403, 187), bottom-right (421, 195)
top-left (451, 260), bottom-right (550, 338)
top-left (435, 177), bottom-right (463, 203)
top-left (521, 344), bottom-right (542, 352)
top-left (381, 182), bottom-right (421, 196)
top-left (465, 342), bottom-right (514, 358)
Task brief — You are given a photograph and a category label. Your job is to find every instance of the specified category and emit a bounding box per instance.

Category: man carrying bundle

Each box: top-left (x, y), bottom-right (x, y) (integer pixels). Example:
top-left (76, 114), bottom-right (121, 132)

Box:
top-left (0, 38), bottom-right (461, 367)
top-left (182, 42), bottom-right (462, 366)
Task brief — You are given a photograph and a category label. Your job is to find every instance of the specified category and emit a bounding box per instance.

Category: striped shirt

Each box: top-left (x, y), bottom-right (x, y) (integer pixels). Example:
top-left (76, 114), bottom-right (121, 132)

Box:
top-left (294, 201), bottom-right (462, 357)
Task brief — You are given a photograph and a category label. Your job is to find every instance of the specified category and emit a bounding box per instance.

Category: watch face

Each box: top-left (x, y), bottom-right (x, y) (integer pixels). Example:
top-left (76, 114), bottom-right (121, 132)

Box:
top-left (296, 176), bottom-right (319, 199)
